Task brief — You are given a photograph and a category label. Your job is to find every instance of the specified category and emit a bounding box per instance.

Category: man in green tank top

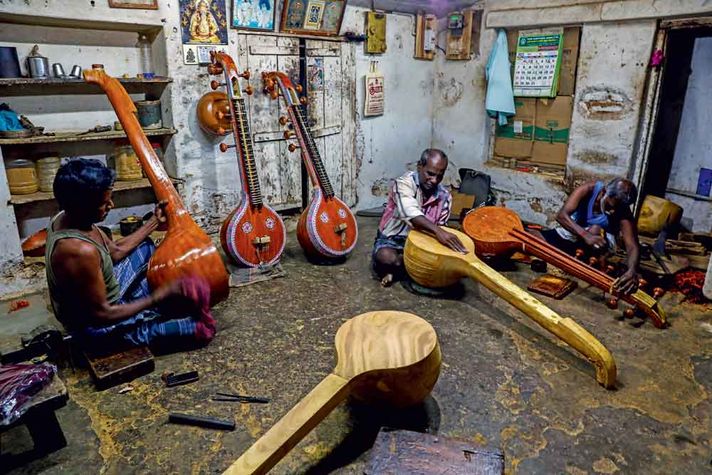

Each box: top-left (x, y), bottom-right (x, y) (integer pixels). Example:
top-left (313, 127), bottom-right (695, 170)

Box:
top-left (46, 158), bottom-right (216, 352)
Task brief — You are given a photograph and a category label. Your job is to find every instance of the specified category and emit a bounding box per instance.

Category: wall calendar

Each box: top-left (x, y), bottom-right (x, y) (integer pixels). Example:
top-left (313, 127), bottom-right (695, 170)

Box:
top-left (513, 28), bottom-right (564, 97)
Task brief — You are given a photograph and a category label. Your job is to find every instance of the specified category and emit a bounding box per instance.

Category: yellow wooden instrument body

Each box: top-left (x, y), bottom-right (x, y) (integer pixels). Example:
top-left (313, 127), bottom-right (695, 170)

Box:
top-left (404, 228), bottom-right (616, 389)
top-left (224, 310), bottom-right (441, 475)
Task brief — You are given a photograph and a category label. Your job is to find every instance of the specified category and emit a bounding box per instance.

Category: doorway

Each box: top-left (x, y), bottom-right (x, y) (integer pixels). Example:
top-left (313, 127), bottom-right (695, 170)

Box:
top-left (641, 24), bottom-right (712, 232)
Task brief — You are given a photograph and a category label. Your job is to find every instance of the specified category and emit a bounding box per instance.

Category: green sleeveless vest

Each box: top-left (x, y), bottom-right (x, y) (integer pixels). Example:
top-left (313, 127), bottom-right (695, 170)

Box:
top-left (45, 213), bottom-right (120, 328)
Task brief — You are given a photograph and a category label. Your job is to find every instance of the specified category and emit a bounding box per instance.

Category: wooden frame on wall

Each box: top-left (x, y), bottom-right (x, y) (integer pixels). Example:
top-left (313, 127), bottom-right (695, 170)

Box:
top-left (108, 0), bottom-right (159, 9)
top-left (280, 0), bottom-right (346, 36)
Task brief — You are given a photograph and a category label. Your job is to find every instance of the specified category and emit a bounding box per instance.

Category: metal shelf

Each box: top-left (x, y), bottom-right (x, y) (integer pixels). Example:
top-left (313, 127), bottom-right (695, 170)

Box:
top-left (0, 127), bottom-right (176, 146)
top-left (0, 77), bottom-right (172, 97)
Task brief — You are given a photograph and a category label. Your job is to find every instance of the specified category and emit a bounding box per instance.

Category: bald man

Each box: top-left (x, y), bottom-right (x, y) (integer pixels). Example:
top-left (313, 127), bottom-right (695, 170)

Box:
top-left (372, 148), bottom-right (467, 286)
top-left (540, 177), bottom-right (641, 295)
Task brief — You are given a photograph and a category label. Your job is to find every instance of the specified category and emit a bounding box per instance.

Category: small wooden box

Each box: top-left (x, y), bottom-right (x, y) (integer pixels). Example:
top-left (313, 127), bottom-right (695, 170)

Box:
top-left (86, 346), bottom-right (155, 390)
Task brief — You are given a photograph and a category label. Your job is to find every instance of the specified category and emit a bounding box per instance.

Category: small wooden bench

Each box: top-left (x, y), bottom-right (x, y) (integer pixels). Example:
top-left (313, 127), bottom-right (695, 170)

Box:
top-left (0, 375), bottom-right (68, 456)
top-left (85, 346), bottom-right (155, 390)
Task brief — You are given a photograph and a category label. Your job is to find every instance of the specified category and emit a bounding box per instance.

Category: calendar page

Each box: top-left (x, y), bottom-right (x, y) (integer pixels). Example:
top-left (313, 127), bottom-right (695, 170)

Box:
top-left (513, 28), bottom-right (564, 97)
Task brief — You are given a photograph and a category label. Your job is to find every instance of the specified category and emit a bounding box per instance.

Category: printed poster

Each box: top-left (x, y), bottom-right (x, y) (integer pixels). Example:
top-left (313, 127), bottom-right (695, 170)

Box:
top-left (513, 28), bottom-right (564, 97)
top-left (364, 62), bottom-right (384, 117)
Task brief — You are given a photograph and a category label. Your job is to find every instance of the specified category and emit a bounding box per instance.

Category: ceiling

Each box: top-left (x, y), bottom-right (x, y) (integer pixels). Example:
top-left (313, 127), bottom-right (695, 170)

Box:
top-left (347, 0), bottom-right (484, 18)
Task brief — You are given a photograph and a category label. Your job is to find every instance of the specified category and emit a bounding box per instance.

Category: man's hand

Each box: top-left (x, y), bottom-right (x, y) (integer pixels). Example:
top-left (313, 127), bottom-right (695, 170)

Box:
top-left (152, 200), bottom-right (169, 231)
top-left (613, 268), bottom-right (639, 295)
top-left (582, 231), bottom-right (606, 250)
top-left (435, 228), bottom-right (468, 253)
top-left (151, 279), bottom-right (183, 305)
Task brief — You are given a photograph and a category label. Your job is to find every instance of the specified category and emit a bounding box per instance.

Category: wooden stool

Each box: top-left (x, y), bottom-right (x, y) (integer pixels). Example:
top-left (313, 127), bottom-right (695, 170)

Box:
top-left (0, 375), bottom-right (68, 456)
top-left (85, 346), bottom-right (154, 390)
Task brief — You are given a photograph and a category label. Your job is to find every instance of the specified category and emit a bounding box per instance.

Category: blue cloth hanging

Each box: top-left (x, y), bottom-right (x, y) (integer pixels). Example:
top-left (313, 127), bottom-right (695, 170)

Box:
top-left (485, 29), bottom-right (516, 126)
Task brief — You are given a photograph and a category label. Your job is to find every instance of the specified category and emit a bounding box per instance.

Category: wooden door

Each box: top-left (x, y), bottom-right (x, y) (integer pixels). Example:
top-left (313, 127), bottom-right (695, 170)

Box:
top-left (238, 34), bottom-right (356, 210)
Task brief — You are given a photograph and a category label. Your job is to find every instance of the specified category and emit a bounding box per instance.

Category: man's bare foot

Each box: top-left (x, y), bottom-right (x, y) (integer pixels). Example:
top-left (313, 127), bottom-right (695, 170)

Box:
top-left (381, 273), bottom-right (394, 287)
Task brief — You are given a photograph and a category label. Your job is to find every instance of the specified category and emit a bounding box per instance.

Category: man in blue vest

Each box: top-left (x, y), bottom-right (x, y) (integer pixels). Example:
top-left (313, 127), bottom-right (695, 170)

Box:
top-left (540, 177), bottom-right (641, 295)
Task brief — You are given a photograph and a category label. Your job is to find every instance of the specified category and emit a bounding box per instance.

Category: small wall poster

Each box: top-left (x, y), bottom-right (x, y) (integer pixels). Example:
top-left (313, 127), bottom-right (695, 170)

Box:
top-left (513, 28), bottom-right (564, 98)
top-left (364, 62), bottom-right (384, 117)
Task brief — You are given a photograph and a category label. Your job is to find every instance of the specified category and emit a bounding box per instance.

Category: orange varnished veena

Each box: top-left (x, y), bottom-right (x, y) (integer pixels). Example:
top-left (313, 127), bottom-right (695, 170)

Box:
top-left (263, 71), bottom-right (357, 260)
top-left (209, 53), bottom-right (286, 267)
top-left (462, 206), bottom-right (666, 328)
top-left (84, 67), bottom-right (229, 305)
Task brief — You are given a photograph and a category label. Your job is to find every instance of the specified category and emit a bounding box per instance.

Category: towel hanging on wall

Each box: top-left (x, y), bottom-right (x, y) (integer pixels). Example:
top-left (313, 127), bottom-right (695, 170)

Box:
top-left (485, 29), bottom-right (516, 126)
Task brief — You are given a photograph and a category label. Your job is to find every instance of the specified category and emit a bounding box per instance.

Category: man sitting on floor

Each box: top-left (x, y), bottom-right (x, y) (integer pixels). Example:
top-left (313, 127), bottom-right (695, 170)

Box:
top-left (538, 177), bottom-right (641, 295)
top-left (372, 148), bottom-right (467, 286)
top-left (45, 158), bottom-right (216, 353)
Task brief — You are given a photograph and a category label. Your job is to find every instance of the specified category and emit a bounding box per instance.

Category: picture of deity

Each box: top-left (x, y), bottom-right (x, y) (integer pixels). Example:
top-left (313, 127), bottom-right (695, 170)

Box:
top-left (180, 0), bottom-right (228, 45)
top-left (232, 0), bottom-right (275, 31)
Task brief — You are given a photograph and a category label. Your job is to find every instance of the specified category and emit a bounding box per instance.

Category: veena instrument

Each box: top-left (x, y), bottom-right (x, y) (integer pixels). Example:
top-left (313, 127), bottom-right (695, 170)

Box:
top-left (462, 207), bottom-right (667, 329)
top-left (85, 66), bottom-right (229, 305)
top-left (262, 71), bottom-right (358, 261)
top-left (404, 227), bottom-right (616, 388)
top-left (206, 52), bottom-right (286, 267)
top-left (224, 310), bottom-right (441, 474)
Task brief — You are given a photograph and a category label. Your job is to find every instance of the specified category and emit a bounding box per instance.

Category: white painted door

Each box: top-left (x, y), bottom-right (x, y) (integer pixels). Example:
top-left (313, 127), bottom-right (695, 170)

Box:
top-left (237, 34), bottom-right (356, 210)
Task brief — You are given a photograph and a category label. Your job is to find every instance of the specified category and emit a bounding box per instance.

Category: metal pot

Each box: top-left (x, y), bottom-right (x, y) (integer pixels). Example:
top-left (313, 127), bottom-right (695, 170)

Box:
top-left (26, 45), bottom-right (49, 79)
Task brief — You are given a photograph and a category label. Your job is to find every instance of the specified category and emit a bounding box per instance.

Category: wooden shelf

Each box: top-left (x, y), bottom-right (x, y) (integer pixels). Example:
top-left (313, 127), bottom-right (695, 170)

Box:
top-left (9, 177), bottom-right (181, 206)
top-left (0, 127), bottom-right (176, 146)
top-left (0, 77), bottom-right (172, 97)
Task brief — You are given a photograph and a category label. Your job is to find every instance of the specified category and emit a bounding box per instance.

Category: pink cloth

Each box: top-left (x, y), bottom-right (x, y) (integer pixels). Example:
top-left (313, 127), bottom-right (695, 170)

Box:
top-left (178, 276), bottom-right (216, 343)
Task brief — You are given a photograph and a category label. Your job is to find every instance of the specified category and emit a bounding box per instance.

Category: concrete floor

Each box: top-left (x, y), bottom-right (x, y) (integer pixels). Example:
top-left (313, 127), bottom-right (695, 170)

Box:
top-left (2, 216), bottom-right (711, 474)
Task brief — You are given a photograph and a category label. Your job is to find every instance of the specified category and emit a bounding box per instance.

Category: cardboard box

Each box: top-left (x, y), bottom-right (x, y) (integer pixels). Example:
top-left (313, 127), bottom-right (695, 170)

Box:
top-left (558, 27), bottom-right (580, 96)
top-left (450, 190), bottom-right (477, 219)
top-left (494, 98), bottom-right (536, 158)
top-left (531, 96), bottom-right (572, 165)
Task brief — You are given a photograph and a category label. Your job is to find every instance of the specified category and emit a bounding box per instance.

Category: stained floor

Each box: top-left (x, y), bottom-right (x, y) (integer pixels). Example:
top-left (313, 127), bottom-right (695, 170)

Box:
top-left (2, 217), bottom-right (711, 474)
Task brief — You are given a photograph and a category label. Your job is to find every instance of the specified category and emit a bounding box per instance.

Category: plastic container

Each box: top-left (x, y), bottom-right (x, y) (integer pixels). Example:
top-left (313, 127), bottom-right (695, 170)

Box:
top-left (136, 33), bottom-right (153, 76)
top-left (36, 156), bottom-right (61, 192)
top-left (5, 159), bottom-right (39, 195)
top-left (114, 145), bottom-right (143, 181)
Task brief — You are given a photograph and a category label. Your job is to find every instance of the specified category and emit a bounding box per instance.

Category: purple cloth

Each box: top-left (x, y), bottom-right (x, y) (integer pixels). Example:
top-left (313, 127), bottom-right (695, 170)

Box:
top-left (0, 362), bottom-right (56, 426)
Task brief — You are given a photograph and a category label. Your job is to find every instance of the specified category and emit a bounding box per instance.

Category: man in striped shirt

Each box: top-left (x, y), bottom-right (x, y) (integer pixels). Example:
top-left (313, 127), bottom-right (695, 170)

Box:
top-left (372, 149), bottom-right (467, 286)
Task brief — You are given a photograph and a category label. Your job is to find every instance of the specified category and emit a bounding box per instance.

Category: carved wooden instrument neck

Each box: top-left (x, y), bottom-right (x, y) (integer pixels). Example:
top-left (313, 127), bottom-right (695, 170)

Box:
top-left (84, 69), bottom-right (188, 222)
top-left (230, 97), bottom-right (263, 207)
top-left (287, 104), bottom-right (334, 197)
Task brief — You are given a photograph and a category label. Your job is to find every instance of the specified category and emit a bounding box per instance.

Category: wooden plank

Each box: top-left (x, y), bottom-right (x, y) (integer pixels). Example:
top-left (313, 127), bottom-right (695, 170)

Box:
top-left (366, 429), bottom-right (504, 475)
top-left (248, 45), bottom-right (299, 55)
top-left (9, 177), bottom-right (181, 206)
top-left (253, 125), bottom-right (340, 143)
top-left (339, 42), bottom-right (357, 205)
top-left (0, 77), bottom-right (172, 97)
top-left (0, 127), bottom-right (176, 146)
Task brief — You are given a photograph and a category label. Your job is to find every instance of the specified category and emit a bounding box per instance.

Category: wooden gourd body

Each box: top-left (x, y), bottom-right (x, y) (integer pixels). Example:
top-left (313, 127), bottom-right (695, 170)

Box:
top-left (220, 192), bottom-right (286, 267)
top-left (224, 310), bottom-right (441, 475)
top-left (404, 228), bottom-right (616, 388)
top-left (296, 189), bottom-right (358, 259)
top-left (462, 207), bottom-right (666, 328)
top-left (84, 68), bottom-right (229, 305)
top-left (196, 91), bottom-right (231, 136)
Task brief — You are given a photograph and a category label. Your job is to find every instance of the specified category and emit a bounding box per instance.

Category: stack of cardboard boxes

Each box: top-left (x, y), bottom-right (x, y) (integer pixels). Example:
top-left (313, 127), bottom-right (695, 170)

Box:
top-left (493, 28), bottom-right (580, 171)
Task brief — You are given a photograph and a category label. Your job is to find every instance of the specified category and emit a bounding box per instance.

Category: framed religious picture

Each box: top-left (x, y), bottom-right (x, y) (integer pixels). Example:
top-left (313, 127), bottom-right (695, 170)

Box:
top-left (179, 0), bottom-right (229, 45)
top-left (231, 0), bottom-right (276, 31)
top-left (280, 0), bottom-right (345, 36)
top-left (108, 0), bottom-right (158, 8)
